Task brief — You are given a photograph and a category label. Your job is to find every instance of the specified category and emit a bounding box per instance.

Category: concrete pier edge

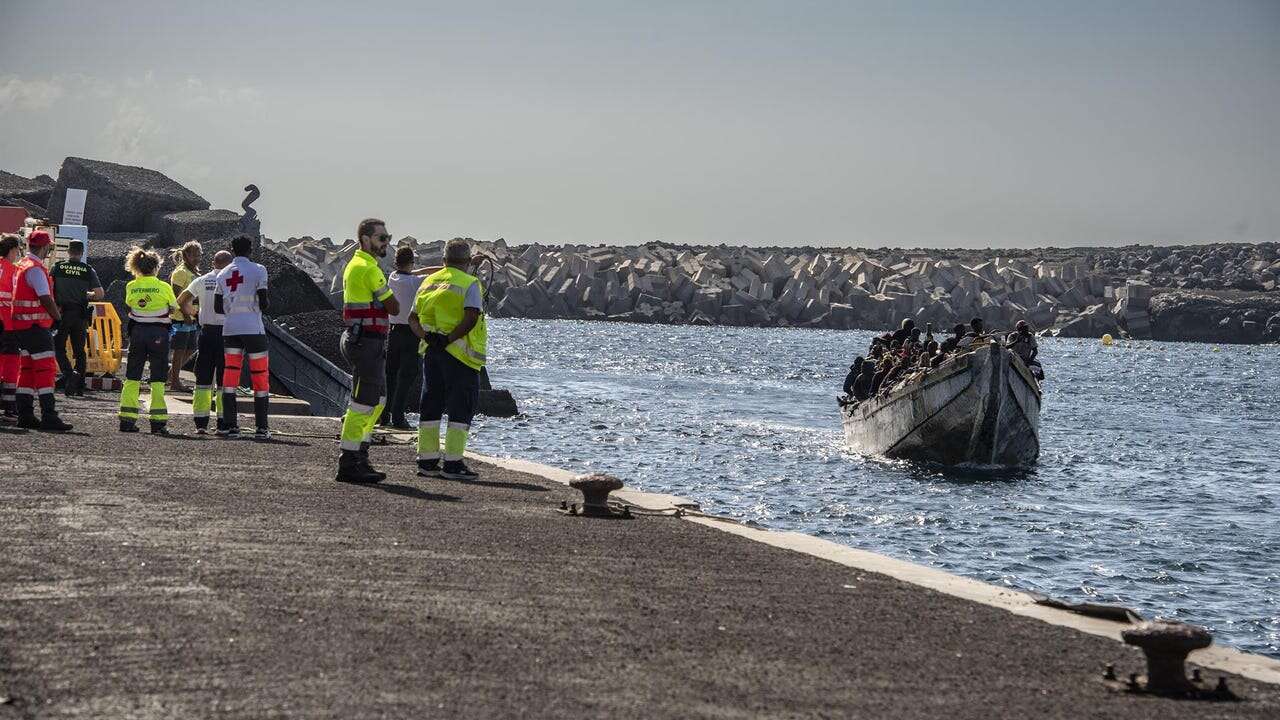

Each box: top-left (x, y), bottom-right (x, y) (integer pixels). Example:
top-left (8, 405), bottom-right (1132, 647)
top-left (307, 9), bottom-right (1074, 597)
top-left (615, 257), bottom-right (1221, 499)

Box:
top-left (468, 450), bottom-right (1280, 686)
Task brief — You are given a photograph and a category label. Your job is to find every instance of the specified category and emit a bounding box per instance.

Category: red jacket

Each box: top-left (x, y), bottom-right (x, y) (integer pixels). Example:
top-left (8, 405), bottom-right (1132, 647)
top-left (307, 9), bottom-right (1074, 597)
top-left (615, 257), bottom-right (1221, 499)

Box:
top-left (0, 258), bottom-right (15, 326)
top-left (10, 256), bottom-right (54, 330)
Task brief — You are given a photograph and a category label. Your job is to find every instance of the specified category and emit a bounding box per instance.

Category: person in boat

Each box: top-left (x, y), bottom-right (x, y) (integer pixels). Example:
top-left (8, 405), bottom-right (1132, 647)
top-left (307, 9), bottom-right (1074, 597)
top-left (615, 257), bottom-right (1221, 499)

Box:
top-left (917, 340), bottom-right (941, 369)
top-left (841, 357), bottom-right (864, 401)
top-left (957, 317), bottom-right (984, 348)
top-left (853, 360), bottom-right (876, 401)
top-left (908, 327), bottom-right (923, 350)
top-left (891, 318), bottom-right (915, 345)
top-left (940, 323), bottom-right (965, 355)
top-left (869, 356), bottom-right (892, 396)
top-left (1006, 320), bottom-right (1044, 379)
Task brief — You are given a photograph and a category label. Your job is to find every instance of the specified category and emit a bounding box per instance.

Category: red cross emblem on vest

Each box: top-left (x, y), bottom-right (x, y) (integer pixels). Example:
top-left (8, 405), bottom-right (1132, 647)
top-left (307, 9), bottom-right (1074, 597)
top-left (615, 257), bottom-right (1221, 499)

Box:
top-left (226, 270), bottom-right (245, 291)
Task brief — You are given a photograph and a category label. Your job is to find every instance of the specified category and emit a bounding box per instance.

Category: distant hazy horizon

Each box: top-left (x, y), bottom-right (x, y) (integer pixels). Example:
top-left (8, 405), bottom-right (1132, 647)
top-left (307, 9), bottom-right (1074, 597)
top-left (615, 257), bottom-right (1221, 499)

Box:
top-left (3, 1), bottom-right (1277, 248)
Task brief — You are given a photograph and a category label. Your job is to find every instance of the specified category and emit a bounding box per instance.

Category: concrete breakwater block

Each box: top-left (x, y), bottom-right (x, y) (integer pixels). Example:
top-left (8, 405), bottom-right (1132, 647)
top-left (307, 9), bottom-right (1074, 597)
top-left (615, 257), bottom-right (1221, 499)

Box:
top-left (46, 157), bottom-right (209, 233)
top-left (145, 208), bottom-right (243, 248)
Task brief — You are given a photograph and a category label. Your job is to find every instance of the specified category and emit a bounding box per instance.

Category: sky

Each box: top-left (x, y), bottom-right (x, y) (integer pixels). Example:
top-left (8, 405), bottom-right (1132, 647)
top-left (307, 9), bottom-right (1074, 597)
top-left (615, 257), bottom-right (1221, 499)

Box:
top-left (1, 0), bottom-right (1277, 248)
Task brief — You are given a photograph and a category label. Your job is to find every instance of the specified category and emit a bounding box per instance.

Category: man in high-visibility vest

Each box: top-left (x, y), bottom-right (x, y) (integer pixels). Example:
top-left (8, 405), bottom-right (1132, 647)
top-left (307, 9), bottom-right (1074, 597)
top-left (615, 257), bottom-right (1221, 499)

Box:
top-left (0, 234), bottom-right (22, 419)
top-left (409, 238), bottom-right (487, 480)
top-left (335, 218), bottom-right (399, 483)
top-left (9, 230), bottom-right (72, 431)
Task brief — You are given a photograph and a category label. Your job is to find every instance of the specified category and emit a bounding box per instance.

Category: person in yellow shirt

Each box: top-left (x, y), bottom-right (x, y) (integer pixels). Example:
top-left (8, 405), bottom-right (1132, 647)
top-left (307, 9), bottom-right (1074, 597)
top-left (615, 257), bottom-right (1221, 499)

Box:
top-left (119, 247), bottom-right (180, 434)
top-left (166, 241), bottom-right (201, 392)
top-left (409, 239), bottom-right (487, 480)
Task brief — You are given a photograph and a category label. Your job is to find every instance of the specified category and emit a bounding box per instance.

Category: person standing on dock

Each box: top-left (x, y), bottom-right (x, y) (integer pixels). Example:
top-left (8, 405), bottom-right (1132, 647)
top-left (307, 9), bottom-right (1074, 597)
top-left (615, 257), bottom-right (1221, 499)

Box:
top-left (409, 238), bottom-right (487, 481)
top-left (51, 240), bottom-right (104, 397)
top-left (118, 247), bottom-right (179, 434)
top-left (334, 218), bottom-right (399, 483)
top-left (177, 250), bottom-right (232, 433)
top-left (214, 235), bottom-right (272, 440)
top-left (0, 234), bottom-right (23, 419)
top-left (166, 242), bottom-right (202, 393)
top-left (384, 245), bottom-right (437, 430)
top-left (8, 231), bottom-right (72, 431)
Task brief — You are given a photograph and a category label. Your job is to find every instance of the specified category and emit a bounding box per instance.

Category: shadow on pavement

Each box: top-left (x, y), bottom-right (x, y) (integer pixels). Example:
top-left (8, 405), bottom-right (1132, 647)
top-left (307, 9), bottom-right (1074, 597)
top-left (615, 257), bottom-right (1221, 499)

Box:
top-left (367, 483), bottom-right (461, 503)
top-left (448, 477), bottom-right (550, 493)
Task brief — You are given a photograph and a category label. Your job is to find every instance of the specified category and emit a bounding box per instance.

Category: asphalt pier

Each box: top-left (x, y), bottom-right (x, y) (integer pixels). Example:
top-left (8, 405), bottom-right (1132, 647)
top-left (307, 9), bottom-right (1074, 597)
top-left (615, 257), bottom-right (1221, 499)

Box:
top-left (2, 398), bottom-right (1278, 718)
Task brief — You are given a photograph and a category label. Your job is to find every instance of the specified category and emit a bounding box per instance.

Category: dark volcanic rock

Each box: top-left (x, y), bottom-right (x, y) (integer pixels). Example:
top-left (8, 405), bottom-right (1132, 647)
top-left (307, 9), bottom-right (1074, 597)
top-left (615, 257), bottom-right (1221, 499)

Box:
top-left (1149, 292), bottom-right (1280, 344)
top-left (275, 309), bottom-right (346, 370)
top-left (46, 157), bottom-right (209, 232)
top-left (145, 208), bottom-right (243, 248)
top-left (0, 196), bottom-right (48, 217)
top-left (0, 170), bottom-right (54, 208)
top-left (200, 237), bottom-right (335, 318)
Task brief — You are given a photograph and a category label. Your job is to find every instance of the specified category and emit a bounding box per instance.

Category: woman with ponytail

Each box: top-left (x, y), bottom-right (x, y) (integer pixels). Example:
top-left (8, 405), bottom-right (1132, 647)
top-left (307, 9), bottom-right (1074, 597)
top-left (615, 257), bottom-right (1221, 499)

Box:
top-left (167, 241), bottom-right (202, 391)
top-left (119, 246), bottom-right (179, 434)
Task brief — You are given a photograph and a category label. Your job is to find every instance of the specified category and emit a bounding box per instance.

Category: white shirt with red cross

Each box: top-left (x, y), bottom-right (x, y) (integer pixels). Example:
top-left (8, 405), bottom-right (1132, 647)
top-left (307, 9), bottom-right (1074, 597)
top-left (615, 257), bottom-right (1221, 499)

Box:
top-left (214, 256), bottom-right (269, 336)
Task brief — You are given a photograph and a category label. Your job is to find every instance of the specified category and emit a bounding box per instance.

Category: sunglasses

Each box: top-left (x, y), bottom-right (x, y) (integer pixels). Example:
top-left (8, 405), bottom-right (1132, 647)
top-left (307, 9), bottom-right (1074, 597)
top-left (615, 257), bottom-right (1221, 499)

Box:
top-left (375, 233), bottom-right (392, 243)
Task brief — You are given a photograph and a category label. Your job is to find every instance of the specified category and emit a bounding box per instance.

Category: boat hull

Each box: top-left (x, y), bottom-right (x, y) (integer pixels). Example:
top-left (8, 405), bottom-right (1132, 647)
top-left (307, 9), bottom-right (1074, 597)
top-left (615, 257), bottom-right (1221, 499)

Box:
top-left (841, 343), bottom-right (1041, 467)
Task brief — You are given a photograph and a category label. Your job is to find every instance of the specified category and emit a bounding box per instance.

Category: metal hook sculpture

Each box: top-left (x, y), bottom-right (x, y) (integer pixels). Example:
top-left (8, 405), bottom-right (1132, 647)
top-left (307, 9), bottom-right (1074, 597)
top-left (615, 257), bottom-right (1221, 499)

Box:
top-left (239, 184), bottom-right (262, 238)
top-left (475, 254), bottom-right (496, 302)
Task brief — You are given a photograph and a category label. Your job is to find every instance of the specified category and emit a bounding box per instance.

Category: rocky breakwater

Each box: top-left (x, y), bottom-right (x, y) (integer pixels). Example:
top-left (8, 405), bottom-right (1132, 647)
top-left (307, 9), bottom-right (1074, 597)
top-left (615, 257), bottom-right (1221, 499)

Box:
top-left (270, 236), bottom-right (1280, 342)
top-left (3, 157), bottom-right (243, 248)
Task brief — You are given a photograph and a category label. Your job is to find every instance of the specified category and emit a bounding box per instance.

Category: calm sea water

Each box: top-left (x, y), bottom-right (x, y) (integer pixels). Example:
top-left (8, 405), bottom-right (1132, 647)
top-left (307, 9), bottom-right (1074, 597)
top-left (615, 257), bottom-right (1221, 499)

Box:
top-left (465, 319), bottom-right (1279, 658)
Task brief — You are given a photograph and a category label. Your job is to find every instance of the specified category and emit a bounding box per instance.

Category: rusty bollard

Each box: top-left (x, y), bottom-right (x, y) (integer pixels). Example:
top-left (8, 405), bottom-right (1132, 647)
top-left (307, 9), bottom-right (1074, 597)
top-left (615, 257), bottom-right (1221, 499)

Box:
top-left (568, 473), bottom-right (624, 517)
top-left (1121, 621), bottom-right (1212, 694)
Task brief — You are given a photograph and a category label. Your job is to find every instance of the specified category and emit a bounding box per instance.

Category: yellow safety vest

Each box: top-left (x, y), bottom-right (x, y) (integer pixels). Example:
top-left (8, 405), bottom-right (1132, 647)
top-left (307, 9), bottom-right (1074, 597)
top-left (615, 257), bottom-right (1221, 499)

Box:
top-left (415, 266), bottom-right (487, 370)
top-left (342, 249), bottom-right (393, 333)
top-left (125, 275), bottom-right (177, 325)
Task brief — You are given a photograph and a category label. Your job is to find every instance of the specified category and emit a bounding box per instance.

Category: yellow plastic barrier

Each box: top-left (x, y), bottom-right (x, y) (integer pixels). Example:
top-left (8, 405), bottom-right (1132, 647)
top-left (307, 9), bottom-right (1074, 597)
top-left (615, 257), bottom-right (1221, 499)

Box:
top-left (66, 302), bottom-right (123, 375)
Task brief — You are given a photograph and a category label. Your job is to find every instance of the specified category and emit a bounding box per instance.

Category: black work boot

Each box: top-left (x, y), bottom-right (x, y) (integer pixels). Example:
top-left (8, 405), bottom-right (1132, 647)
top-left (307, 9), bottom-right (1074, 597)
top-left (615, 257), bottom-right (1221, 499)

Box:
top-left (40, 412), bottom-right (73, 432)
top-left (357, 441), bottom-right (387, 481)
top-left (37, 395), bottom-right (71, 432)
top-left (150, 421), bottom-right (169, 435)
top-left (441, 461), bottom-right (478, 481)
top-left (335, 451), bottom-right (384, 484)
top-left (16, 395), bottom-right (39, 429)
top-left (119, 418), bottom-right (139, 433)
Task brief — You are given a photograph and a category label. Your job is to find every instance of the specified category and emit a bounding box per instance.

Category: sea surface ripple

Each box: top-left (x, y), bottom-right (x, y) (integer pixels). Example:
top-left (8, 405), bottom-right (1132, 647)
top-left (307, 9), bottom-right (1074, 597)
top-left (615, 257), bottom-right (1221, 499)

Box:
top-left (468, 319), bottom-right (1280, 658)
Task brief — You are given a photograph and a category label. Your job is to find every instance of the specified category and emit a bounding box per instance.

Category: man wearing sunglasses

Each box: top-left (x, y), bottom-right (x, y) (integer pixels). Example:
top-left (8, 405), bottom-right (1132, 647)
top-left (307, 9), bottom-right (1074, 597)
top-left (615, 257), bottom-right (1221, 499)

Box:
top-left (335, 217), bottom-right (399, 483)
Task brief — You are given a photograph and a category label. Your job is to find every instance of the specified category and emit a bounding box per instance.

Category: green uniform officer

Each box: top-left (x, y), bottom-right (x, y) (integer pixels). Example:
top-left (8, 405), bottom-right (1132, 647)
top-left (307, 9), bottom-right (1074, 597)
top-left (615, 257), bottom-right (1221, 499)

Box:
top-left (334, 218), bottom-right (399, 483)
top-left (409, 238), bottom-right (486, 480)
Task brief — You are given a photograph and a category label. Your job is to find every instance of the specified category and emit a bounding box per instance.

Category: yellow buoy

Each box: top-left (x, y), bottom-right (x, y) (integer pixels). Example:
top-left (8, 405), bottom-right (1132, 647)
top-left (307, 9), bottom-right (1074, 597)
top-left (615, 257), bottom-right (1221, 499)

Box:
top-left (1101, 334), bottom-right (1113, 346)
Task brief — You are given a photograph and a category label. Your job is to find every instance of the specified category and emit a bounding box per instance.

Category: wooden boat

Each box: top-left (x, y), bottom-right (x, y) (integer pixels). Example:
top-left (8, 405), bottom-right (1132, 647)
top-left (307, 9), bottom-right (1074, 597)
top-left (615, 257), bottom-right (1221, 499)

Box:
top-left (840, 341), bottom-right (1041, 466)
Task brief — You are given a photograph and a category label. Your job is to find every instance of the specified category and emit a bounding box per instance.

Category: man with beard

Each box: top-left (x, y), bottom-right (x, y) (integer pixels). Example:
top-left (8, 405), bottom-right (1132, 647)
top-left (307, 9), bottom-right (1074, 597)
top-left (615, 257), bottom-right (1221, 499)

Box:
top-left (334, 217), bottom-right (400, 483)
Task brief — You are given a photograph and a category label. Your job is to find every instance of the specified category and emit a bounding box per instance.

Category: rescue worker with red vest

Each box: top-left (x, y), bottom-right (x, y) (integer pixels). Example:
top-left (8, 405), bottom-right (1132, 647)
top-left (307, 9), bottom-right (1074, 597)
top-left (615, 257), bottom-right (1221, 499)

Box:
top-left (0, 234), bottom-right (22, 419)
top-left (213, 235), bottom-right (272, 440)
top-left (409, 238), bottom-right (487, 480)
top-left (335, 218), bottom-right (398, 483)
top-left (8, 230), bottom-right (72, 431)
top-left (118, 247), bottom-right (179, 434)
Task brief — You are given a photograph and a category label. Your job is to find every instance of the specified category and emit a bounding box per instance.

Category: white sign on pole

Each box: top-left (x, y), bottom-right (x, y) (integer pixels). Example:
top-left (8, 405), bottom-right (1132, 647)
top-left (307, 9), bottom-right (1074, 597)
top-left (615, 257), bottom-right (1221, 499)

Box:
top-left (62, 188), bottom-right (87, 226)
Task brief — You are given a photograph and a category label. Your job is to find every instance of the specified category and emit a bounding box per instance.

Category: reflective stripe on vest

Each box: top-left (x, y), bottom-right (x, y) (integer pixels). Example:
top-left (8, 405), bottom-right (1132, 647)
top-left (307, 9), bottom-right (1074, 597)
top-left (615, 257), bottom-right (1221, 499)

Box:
top-left (10, 258), bottom-right (53, 330)
top-left (415, 266), bottom-right (487, 370)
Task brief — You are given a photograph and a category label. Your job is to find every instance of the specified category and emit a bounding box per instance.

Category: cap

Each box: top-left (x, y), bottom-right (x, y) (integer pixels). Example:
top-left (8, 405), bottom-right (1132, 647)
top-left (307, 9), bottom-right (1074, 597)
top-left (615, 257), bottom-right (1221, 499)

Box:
top-left (27, 230), bottom-right (52, 248)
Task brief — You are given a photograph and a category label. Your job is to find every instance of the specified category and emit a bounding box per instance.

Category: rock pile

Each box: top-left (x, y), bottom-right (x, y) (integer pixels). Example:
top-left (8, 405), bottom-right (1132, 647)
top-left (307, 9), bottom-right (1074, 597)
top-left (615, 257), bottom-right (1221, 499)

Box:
top-left (267, 236), bottom-right (1280, 341)
top-left (4, 157), bottom-right (242, 248)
